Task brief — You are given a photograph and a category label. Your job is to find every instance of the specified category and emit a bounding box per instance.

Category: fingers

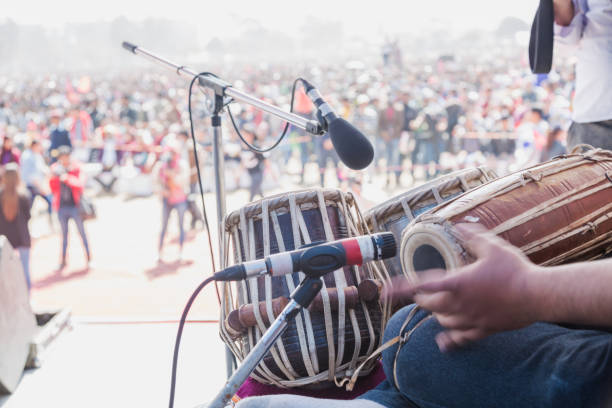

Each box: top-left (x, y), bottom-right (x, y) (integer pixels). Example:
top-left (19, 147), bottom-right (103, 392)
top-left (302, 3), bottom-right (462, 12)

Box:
top-left (413, 272), bottom-right (461, 294)
top-left (454, 223), bottom-right (509, 259)
top-left (432, 313), bottom-right (474, 330)
top-left (381, 275), bottom-right (417, 302)
top-left (413, 291), bottom-right (456, 314)
top-left (435, 328), bottom-right (489, 352)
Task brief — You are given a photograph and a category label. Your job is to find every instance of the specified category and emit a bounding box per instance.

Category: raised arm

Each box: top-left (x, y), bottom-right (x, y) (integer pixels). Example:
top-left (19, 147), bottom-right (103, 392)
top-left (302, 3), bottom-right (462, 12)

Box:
top-left (404, 223), bottom-right (612, 351)
top-left (553, 0), bottom-right (575, 26)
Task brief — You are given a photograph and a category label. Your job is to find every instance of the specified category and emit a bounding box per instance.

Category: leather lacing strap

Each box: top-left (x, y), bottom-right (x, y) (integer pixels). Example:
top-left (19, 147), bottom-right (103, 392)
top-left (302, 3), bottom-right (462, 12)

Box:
top-left (583, 222), bottom-right (598, 234)
top-left (341, 306), bottom-right (433, 391)
top-left (520, 170), bottom-right (542, 185)
top-left (392, 309), bottom-right (434, 390)
top-left (570, 144), bottom-right (596, 154)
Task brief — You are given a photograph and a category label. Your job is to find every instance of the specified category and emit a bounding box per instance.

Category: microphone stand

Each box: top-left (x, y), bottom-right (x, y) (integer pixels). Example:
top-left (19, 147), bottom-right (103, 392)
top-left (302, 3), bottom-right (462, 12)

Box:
top-left (206, 276), bottom-right (324, 408)
top-left (121, 43), bottom-right (324, 379)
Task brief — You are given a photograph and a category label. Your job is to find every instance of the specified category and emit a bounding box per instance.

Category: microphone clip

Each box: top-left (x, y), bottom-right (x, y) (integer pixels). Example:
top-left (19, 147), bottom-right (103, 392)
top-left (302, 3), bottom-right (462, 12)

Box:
top-left (314, 110), bottom-right (329, 134)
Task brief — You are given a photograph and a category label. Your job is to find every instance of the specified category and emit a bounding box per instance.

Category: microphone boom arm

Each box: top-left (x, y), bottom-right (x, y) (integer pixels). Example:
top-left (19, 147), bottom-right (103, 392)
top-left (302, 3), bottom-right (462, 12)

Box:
top-left (122, 41), bottom-right (324, 135)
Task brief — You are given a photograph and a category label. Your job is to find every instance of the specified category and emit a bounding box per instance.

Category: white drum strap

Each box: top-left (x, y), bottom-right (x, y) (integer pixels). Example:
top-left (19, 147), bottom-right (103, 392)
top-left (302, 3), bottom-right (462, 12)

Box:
top-left (261, 201), bottom-right (299, 380)
top-left (270, 209), bottom-right (317, 378)
top-left (244, 211), bottom-right (285, 386)
top-left (291, 196), bottom-right (321, 373)
top-left (339, 192), bottom-right (368, 372)
top-left (400, 199), bottom-right (415, 221)
top-left (316, 190), bottom-right (342, 380)
top-left (432, 187), bottom-right (443, 204)
top-left (458, 175), bottom-right (470, 191)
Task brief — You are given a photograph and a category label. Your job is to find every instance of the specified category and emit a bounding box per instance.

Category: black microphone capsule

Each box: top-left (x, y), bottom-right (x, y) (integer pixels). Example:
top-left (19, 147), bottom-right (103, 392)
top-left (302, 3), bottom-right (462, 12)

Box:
top-left (328, 118), bottom-right (374, 170)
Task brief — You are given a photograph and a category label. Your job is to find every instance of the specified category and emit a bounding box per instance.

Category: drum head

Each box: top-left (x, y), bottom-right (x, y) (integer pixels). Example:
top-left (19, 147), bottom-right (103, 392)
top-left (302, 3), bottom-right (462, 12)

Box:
top-left (400, 223), bottom-right (464, 283)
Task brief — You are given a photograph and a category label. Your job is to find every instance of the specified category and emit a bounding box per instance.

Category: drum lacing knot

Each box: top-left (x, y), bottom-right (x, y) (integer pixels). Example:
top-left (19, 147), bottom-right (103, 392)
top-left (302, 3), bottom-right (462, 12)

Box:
top-left (520, 171), bottom-right (542, 185)
top-left (571, 144), bottom-right (596, 154)
top-left (582, 222), bottom-right (597, 235)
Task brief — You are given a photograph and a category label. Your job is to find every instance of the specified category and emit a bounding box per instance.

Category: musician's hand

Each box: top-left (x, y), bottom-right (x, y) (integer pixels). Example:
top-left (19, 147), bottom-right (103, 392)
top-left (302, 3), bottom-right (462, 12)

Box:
top-left (411, 224), bottom-right (542, 352)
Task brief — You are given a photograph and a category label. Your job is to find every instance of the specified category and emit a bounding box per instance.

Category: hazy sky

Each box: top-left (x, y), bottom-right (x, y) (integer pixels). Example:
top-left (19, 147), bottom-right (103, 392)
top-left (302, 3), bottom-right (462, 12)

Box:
top-left (4, 0), bottom-right (537, 37)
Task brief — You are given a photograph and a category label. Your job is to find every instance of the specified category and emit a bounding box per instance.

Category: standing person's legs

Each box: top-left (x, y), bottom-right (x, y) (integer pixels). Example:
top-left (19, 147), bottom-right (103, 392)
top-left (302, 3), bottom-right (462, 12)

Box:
top-left (159, 199), bottom-right (172, 252)
top-left (17, 247), bottom-right (31, 290)
top-left (43, 194), bottom-right (53, 216)
top-left (359, 304), bottom-right (612, 408)
top-left (57, 207), bottom-right (70, 267)
top-left (249, 171), bottom-right (264, 201)
top-left (27, 185), bottom-right (37, 209)
top-left (70, 206), bottom-right (91, 261)
top-left (390, 138), bottom-right (401, 181)
top-left (567, 120), bottom-right (612, 151)
top-left (318, 153), bottom-right (328, 187)
top-left (175, 201), bottom-right (187, 252)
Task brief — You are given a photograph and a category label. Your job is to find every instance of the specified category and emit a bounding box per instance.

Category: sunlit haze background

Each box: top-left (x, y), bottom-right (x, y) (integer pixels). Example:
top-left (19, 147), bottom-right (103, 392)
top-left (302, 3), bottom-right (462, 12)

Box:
top-left (1, 0), bottom-right (539, 72)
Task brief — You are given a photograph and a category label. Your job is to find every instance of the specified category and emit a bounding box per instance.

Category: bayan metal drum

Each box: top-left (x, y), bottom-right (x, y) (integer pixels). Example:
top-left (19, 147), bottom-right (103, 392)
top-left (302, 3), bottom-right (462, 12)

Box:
top-left (401, 148), bottom-right (612, 277)
top-left (219, 189), bottom-right (389, 388)
top-left (364, 167), bottom-right (496, 282)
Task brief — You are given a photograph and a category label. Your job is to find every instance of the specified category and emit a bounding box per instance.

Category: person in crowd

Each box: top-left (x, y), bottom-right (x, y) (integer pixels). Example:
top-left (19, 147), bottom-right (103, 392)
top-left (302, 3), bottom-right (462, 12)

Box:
top-left (0, 164), bottom-right (33, 290)
top-left (49, 146), bottom-right (92, 270)
top-left (515, 108), bottom-right (549, 169)
top-left (316, 130), bottom-right (340, 188)
top-left (0, 136), bottom-right (20, 166)
top-left (554, 0), bottom-right (612, 150)
top-left (377, 98), bottom-right (404, 186)
top-left (241, 124), bottom-right (267, 201)
top-left (68, 106), bottom-right (93, 145)
top-left (177, 130), bottom-right (203, 229)
top-left (20, 140), bottom-right (53, 218)
top-left (48, 110), bottom-right (72, 162)
top-left (540, 126), bottom-right (567, 162)
top-left (156, 145), bottom-right (189, 262)
top-left (93, 128), bottom-right (119, 193)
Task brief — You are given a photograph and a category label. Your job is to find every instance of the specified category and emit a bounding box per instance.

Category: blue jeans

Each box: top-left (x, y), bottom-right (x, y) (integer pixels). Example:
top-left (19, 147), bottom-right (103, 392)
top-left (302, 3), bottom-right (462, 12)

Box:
top-left (58, 206), bottom-right (91, 262)
top-left (159, 199), bottom-right (187, 250)
top-left (378, 138), bottom-right (401, 178)
top-left (360, 305), bottom-right (612, 408)
top-left (27, 185), bottom-right (52, 215)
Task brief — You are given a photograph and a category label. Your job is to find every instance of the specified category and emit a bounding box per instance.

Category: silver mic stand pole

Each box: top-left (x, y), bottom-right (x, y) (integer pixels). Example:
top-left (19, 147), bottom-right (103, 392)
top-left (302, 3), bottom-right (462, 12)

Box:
top-left (121, 42), bottom-right (324, 379)
top-left (208, 277), bottom-right (324, 408)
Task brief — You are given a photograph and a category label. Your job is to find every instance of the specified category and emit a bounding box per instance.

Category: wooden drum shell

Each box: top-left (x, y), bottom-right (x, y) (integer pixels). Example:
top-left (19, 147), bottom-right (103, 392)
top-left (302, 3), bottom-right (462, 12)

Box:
top-left (401, 149), bottom-right (612, 277)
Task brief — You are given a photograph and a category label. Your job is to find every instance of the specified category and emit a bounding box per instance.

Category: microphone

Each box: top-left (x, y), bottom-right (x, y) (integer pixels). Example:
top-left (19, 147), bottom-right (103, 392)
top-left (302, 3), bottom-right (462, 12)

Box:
top-left (301, 79), bottom-right (374, 170)
top-left (214, 233), bottom-right (396, 282)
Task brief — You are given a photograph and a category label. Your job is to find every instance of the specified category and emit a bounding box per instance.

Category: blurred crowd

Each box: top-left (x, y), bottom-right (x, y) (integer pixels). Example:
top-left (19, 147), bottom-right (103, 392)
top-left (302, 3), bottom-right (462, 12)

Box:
top-left (0, 44), bottom-right (577, 283)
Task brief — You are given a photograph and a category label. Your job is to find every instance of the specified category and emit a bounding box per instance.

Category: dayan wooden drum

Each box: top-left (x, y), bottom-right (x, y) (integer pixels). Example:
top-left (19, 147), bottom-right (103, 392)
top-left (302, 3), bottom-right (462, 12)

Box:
top-left (400, 147), bottom-right (612, 277)
top-left (364, 167), bottom-right (496, 282)
top-left (219, 189), bottom-right (389, 388)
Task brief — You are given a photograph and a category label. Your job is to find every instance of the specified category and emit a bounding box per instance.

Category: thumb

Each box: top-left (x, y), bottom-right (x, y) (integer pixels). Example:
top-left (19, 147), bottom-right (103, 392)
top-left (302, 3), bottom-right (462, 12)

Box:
top-left (413, 271), bottom-right (461, 294)
top-left (455, 223), bottom-right (507, 260)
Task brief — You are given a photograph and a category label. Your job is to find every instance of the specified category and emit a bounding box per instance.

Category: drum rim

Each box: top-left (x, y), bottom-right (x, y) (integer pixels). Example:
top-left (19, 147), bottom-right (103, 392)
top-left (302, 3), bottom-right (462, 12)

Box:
top-left (400, 222), bottom-right (465, 283)
top-left (364, 166), bottom-right (496, 226)
top-left (225, 188), bottom-right (356, 230)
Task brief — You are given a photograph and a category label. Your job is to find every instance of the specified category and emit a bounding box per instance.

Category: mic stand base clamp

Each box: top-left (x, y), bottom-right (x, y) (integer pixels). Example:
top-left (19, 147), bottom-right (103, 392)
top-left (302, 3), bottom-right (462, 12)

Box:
top-left (206, 277), bottom-right (323, 408)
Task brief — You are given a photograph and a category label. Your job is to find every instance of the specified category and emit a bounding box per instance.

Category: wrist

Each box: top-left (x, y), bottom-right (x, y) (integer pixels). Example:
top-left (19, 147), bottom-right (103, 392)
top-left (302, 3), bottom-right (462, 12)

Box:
top-left (522, 265), bottom-right (553, 324)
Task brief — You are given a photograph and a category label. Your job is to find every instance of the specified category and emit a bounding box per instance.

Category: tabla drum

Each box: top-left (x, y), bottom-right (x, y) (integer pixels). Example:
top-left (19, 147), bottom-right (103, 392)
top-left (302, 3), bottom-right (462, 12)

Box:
top-left (400, 147), bottom-right (612, 276)
top-left (364, 167), bottom-right (497, 282)
top-left (219, 189), bottom-right (389, 388)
